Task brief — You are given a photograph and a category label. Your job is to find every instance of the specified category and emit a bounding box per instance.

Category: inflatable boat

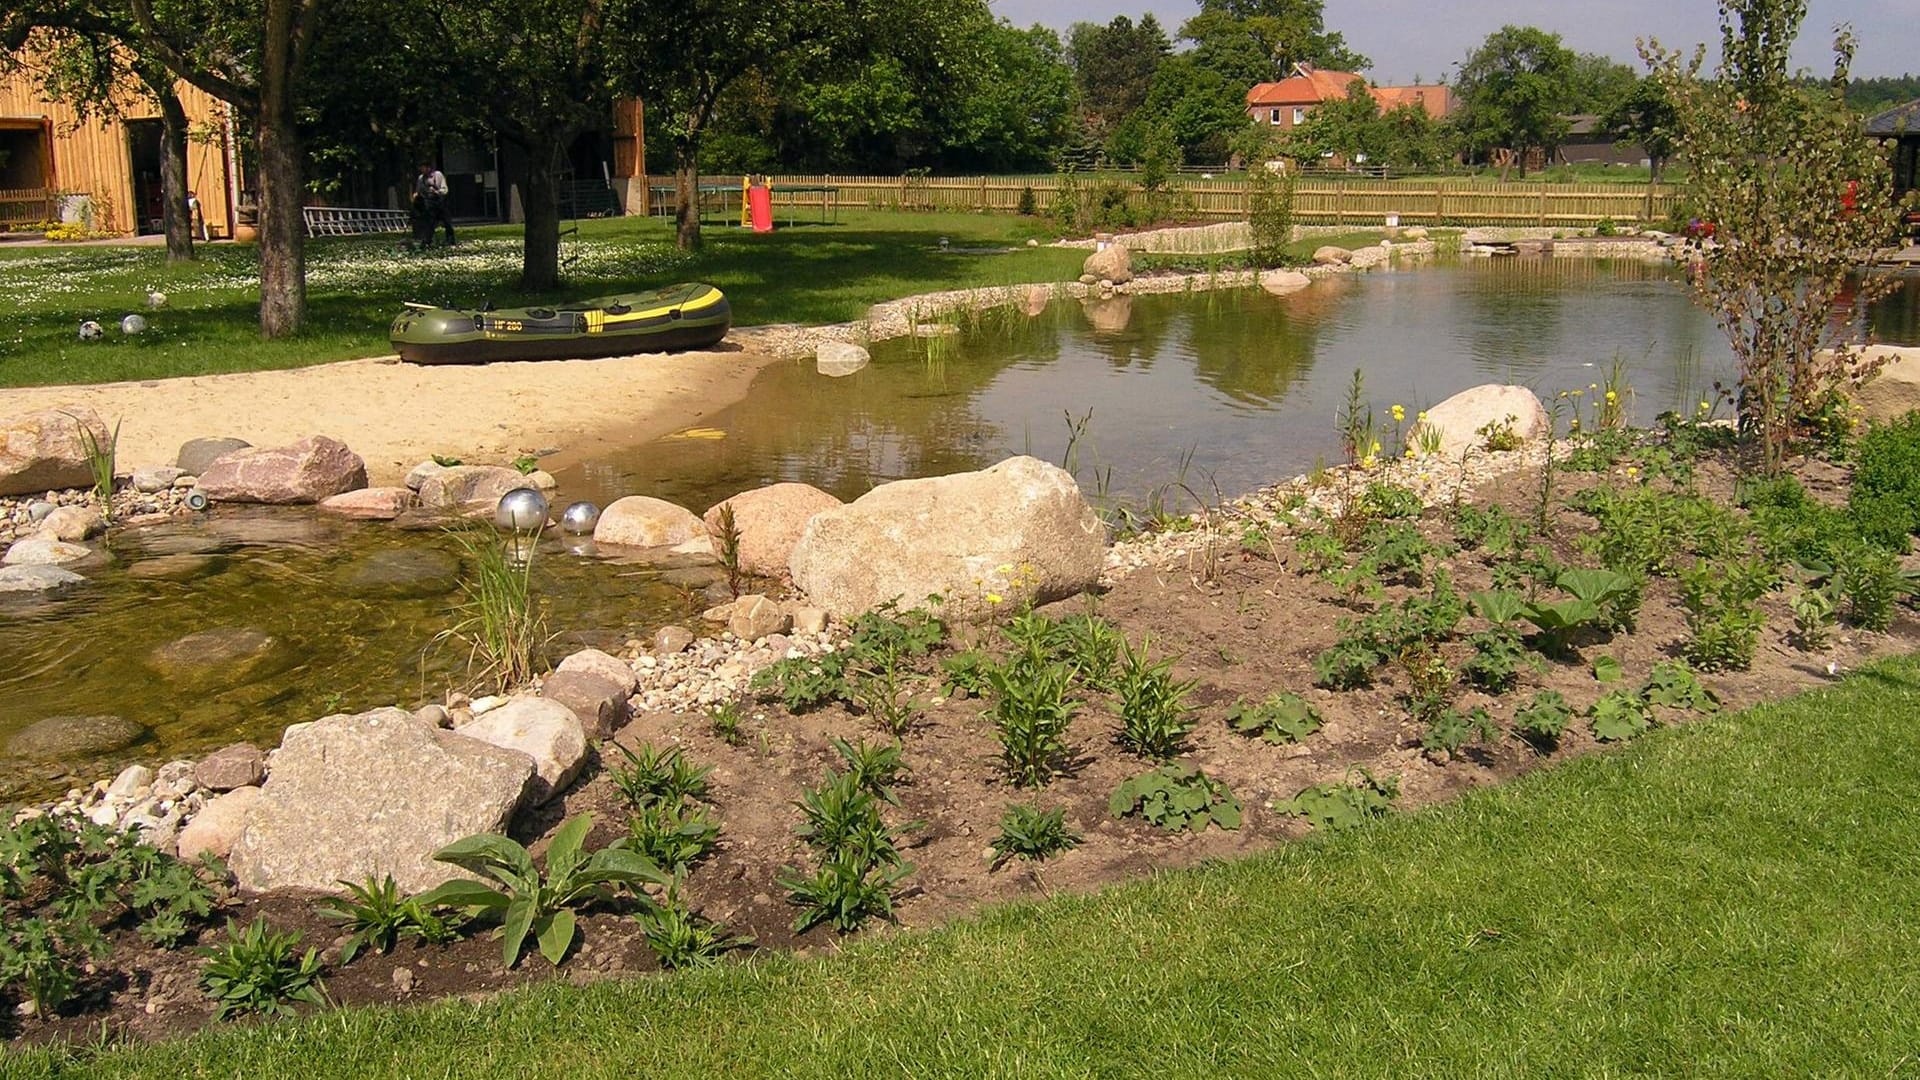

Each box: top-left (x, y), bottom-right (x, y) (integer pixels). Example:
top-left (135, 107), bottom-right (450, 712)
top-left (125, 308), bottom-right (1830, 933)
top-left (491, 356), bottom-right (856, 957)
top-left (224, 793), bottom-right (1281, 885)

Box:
top-left (390, 283), bottom-right (731, 364)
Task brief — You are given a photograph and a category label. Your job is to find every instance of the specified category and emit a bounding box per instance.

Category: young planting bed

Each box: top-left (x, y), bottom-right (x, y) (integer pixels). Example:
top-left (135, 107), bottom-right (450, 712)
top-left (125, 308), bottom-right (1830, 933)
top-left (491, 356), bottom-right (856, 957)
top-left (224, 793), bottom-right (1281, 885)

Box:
top-left (6, 411), bottom-right (1920, 1049)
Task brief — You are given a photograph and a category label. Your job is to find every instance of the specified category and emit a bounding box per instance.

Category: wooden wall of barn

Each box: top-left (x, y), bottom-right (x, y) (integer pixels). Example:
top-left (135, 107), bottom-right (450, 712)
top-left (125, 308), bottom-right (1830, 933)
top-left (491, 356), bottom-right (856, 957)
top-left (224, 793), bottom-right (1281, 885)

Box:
top-left (0, 72), bottom-right (236, 237)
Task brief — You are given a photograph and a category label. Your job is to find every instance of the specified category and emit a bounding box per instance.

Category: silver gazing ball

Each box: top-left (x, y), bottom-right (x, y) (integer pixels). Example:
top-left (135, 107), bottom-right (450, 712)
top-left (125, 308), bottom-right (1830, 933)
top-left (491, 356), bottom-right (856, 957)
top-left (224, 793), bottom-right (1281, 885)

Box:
top-left (495, 487), bottom-right (550, 533)
top-left (560, 500), bottom-right (601, 535)
top-left (120, 313), bottom-right (148, 335)
top-left (78, 320), bottom-right (104, 341)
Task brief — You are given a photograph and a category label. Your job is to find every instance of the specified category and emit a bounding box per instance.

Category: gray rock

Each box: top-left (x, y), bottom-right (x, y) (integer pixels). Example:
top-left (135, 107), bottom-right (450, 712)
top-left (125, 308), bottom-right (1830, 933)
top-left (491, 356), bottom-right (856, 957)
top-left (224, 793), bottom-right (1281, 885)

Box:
top-left (1082, 244), bottom-right (1133, 285)
top-left (728, 594), bottom-right (791, 641)
top-left (1406, 384), bottom-right (1551, 460)
top-left (412, 704), bottom-right (451, 728)
top-left (0, 564), bottom-right (85, 593)
top-left (539, 670), bottom-right (628, 740)
top-left (653, 625), bottom-right (695, 654)
top-left (25, 501), bottom-right (54, 523)
top-left (816, 341), bottom-right (871, 377)
top-left (416, 465), bottom-right (528, 513)
top-left (1313, 245), bottom-right (1354, 265)
top-left (554, 648), bottom-right (639, 697)
top-left (132, 466), bottom-right (186, 493)
top-left (175, 437), bottom-right (251, 477)
top-left (593, 496), bottom-right (704, 548)
top-left (333, 547), bottom-right (461, 599)
top-left (6, 714), bottom-right (147, 759)
top-left (36, 505), bottom-right (105, 542)
top-left (2, 537), bottom-right (91, 566)
top-left (145, 627), bottom-right (286, 689)
top-left (106, 764), bottom-right (154, 800)
top-left (0, 407), bottom-right (111, 497)
top-left (176, 786), bottom-right (262, 862)
top-left (193, 742), bottom-right (266, 791)
top-left (789, 455), bottom-right (1107, 622)
top-left (456, 698), bottom-right (586, 805)
top-left (404, 460), bottom-right (447, 491)
top-left (228, 708), bottom-right (534, 892)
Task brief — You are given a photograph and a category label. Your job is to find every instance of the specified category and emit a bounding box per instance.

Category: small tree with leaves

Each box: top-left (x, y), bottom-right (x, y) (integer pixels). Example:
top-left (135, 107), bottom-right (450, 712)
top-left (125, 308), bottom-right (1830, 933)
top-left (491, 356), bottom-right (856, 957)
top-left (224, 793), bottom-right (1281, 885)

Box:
top-left (1644, 1), bottom-right (1900, 476)
top-left (1246, 162), bottom-right (1296, 268)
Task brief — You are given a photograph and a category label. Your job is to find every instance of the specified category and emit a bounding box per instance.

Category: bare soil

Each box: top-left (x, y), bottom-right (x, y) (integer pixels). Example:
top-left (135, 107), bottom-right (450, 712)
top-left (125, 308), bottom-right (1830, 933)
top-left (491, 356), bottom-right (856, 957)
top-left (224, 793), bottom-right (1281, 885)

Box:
top-left (10, 448), bottom-right (1915, 1048)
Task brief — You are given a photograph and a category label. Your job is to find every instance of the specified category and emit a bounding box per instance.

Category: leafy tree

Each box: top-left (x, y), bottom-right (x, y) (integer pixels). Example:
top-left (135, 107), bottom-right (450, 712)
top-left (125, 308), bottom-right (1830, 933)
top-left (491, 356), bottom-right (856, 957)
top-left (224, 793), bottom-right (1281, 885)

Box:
top-left (1846, 75), bottom-right (1920, 115)
top-left (1178, 0), bottom-right (1369, 87)
top-left (1602, 75), bottom-right (1678, 180)
top-left (1644, 0), bottom-right (1901, 475)
top-left (1566, 52), bottom-right (1639, 116)
top-left (1065, 14), bottom-right (1169, 138)
top-left (1110, 55), bottom-right (1248, 166)
top-left (1451, 26), bottom-right (1578, 179)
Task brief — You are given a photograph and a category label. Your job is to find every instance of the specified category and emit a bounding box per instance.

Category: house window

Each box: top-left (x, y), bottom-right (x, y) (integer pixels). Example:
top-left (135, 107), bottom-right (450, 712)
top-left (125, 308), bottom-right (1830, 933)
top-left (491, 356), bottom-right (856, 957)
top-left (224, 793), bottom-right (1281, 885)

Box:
top-left (1292, 107), bottom-right (1307, 125)
top-left (1269, 108), bottom-right (1281, 125)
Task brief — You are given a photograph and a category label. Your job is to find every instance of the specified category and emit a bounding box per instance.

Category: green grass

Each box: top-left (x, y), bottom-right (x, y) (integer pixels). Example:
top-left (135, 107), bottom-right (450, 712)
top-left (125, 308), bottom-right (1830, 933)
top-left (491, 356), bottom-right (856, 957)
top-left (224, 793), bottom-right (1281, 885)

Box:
top-left (15, 655), bottom-right (1920, 1076)
top-left (0, 211), bottom-right (1081, 389)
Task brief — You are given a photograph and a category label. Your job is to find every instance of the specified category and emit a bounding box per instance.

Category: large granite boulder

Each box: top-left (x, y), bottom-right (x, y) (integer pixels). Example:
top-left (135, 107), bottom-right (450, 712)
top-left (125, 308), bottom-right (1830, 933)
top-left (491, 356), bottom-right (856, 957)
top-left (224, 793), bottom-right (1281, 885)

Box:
top-left (228, 708), bottom-right (535, 893)
top-left (593, 495), bottom-right (704, 549)
top-left (417, 465), bottom-right (529, 513)
top-left (6, 714), bottom-right (147, 759)
top-left (1853, 345), bottom-right (1920, 423)
top-left (176, 786), bottom-right (261, 862)
top-left (554, 648), bottom-right (638, 697)
top-left (195, 436), bottom-right (367, 505)
top-left (703, 483), bottom-right (843, 579)
top-left (1313, 245), bottom-right (1354, 265)
top-left (457, 698), bottom-right (586, 804)
top-left (1407, 384), bottom-right (1551, 460)
top-left (0, 407), bottom-right (111, 497)
top-left (1259, 269), bottom-right (1311, 296)
top-left (175, 437), bottom-right (251, 476)
top-left (789, 455), bottom-right (1106, 622)
top-left (1082, 244), bottom-right (1133, 285)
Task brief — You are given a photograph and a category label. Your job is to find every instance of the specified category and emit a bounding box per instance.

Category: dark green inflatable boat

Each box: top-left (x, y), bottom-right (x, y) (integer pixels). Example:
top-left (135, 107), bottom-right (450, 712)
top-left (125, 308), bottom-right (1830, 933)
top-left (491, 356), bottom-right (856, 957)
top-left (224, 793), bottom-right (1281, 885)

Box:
top-left (390, 282), bottom-right (731, 364)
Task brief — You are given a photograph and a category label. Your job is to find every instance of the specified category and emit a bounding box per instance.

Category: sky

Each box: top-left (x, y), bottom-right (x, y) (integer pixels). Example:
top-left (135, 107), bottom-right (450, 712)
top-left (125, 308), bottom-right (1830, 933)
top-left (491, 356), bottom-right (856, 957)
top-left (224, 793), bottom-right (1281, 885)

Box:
top-left (990, 0), bottom-right (1911, 81)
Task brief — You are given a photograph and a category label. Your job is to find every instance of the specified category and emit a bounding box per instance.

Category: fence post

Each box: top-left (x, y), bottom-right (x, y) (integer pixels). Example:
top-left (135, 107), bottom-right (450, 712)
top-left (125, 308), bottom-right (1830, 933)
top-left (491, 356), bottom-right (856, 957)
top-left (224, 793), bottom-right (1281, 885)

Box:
top-left (1538, 188), bottom-right (1547, 227)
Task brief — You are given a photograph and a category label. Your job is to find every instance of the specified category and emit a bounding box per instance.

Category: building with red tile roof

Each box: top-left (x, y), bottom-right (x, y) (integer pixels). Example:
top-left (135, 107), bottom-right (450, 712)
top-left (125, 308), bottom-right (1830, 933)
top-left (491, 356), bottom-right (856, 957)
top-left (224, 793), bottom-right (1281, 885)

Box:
top-left (1245, 64), bottom-right (1451, 131)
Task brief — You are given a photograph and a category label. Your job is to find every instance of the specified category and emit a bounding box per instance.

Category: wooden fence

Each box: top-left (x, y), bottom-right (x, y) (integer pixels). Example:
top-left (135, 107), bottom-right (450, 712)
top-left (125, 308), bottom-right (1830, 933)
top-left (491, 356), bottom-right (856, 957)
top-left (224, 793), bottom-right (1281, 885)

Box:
top-left (0, 188), bottom-right (61, 229)
top-left (659, 174), bottom-right (1681, 228)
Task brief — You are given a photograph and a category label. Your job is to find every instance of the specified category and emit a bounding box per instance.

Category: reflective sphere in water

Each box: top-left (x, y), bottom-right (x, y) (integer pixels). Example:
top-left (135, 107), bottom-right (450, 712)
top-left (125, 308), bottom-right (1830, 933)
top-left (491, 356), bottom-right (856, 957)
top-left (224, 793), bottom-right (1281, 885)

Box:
top-left (120, 314), bottom-right (148, 335)
top-left (560, 501), bottom-right (600, 534)
top-left (183, 490), bottom-right (209, 512)
top-left (495, 487), bottom-right (549, 533)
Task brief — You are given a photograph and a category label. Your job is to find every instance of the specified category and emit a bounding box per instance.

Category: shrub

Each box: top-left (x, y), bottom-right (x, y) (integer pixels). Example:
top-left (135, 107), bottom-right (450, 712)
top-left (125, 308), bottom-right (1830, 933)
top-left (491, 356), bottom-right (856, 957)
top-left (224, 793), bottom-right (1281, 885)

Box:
top-left (1360, 481), bottom-right (1423, 520)
top-left (418, 814), bottom-right (668, 969)
top-left (1224, 693), bottom-right (1323, 744)
top-left (1588, 689), bottom-right (1652, 742)
top-left (1833, 540), bottom-right (1901, 632)
top-left (316, 875), bottom-right (463, 964)
top-left (1512, 691), bottom-right (1574, 753)
top-left (1791, 584), bottom-right (1837, 649)
top-left (1460, 627), bottom-right (1527, 692)
top-left (1681, 559), bottom-right (1772, 671)
top-left (1247, 162), bottom-right (1297, 268)
top-left (1313, 632), bottom-right (1384, 690)
top-left (1113, 636), bottom-right (1196, 760)
top-left (1277, 768), bottom-right (1399, 831)
top-left (1, 915), bottom-right (100, 1015)
top-left (1110, 764), bottom-right (1242, 833)
top-left (989, 804), bottom-right (1082, 867)
top-left (607, 743), bottom-right (712, 809)
top-left (988, 658), bottom-right (1079, 787)
top-left (199, 919), bottom-right (326, 1020)
top-left (1849, 413), bottom-right (1920, 547)
top-left (778, 851), bottom-right (911, 935)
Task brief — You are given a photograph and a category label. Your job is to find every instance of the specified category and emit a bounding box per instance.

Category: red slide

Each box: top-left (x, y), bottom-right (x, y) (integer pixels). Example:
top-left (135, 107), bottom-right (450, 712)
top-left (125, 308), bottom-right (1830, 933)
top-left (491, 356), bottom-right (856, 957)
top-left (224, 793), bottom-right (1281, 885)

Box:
top-left (748, 184), bottom-right (774, 233)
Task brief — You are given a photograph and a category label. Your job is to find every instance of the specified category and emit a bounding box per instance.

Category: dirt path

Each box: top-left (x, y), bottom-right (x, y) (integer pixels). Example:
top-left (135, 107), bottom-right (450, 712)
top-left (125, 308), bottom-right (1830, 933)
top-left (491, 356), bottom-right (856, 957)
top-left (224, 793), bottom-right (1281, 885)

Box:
top-left (0, 345), bottom-right (782, 485)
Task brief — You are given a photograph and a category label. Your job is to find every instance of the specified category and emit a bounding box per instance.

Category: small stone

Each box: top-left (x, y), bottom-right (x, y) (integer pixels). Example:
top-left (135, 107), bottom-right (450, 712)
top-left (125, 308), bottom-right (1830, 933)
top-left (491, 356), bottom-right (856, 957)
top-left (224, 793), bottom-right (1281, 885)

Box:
top-left (555, 648), bottom-right (639, 697)
top-left (791, 606), bottom-right (828, 635)
top-left (3, 536), bottom-right (92, 566)
top-left (412, 704), bottom-right (451, 728)
top-left (654, 625), bottom-right (695, 653)
top-left (36, 505), bottom-right (105, 542)
top-left (392, 967), bottom-right (415, 995)
top-left (193, 743), bottom-right (267, 792)
top-left (176, 786), bottom-right (262, 862)
top-left (539, 670), bottom-right (628, 740)
top-left (728, 595), bottom-right (789, 641)
top-left (132, 466), bottom-right (186, 494)
top-left (816, 341), bottom-right (871, 378)
top-left (106, 764), bottom-right (154, 800)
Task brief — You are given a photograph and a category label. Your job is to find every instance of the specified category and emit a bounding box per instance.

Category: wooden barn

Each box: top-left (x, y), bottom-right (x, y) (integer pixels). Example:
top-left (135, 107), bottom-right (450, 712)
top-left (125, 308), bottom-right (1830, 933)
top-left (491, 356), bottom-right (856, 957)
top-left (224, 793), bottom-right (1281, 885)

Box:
top-left (0, 69), bottom-right (239, 237)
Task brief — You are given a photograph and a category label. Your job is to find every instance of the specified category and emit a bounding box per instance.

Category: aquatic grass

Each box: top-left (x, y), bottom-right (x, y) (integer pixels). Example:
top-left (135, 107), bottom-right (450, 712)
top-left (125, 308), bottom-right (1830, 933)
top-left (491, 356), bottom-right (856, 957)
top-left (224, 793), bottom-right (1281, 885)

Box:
top-left (438, 525), bottom-right (549, 691)
top-left (68, 412), bottom-right (120, 521)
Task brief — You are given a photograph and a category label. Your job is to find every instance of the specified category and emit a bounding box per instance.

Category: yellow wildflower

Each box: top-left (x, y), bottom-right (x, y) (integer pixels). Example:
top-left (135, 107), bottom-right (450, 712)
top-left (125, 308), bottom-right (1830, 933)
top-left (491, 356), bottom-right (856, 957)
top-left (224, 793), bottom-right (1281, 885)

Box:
top-left (1390, 404), bottom-right (1406, 422)
top-left (986, 592), bottom-right (1004, 605)
top-left (1605, 390), bottom-right (1618, 403)
top-left (1417, 410), bottom-right (1429, 422)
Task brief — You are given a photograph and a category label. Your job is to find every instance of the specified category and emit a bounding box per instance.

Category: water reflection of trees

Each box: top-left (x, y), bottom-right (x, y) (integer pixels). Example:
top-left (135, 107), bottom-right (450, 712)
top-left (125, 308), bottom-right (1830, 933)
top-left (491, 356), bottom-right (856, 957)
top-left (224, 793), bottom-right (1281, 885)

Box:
top-left (1178, 286), bottom-right (1334, 408)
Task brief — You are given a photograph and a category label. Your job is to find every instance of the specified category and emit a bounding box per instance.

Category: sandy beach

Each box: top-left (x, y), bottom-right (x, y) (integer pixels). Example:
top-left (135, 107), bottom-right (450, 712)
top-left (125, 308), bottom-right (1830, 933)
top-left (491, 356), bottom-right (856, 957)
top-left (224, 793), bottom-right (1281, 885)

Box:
top-left (0, 345), bottom-right (783, 485)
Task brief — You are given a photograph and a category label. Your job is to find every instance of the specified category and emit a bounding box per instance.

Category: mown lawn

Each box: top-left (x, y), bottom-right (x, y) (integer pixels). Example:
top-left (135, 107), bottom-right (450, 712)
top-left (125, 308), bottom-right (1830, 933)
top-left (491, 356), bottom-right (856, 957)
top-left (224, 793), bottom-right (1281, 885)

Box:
top-left (0, 210), bottom-right (1081, 389)
top-left (12, 655), bottom-right (1920, 1078)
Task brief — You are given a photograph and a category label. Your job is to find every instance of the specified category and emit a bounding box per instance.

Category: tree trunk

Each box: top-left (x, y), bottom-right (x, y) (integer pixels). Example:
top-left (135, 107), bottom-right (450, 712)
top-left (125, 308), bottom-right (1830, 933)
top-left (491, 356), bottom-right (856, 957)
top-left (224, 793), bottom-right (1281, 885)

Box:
top-left (519, 134), bottom-right (563, 292)
top-left (674, 137), bottom-right (702, 251)
top-left (255, 106), bottom-right (307, 338)
top-left (157, 87), bottom-right (194, 263)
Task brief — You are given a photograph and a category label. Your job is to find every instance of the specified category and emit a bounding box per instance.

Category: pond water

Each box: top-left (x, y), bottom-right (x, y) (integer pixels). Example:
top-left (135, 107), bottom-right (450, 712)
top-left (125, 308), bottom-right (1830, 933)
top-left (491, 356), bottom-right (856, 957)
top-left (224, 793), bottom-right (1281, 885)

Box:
top-left (5, 258), bottom-right (1916, 802)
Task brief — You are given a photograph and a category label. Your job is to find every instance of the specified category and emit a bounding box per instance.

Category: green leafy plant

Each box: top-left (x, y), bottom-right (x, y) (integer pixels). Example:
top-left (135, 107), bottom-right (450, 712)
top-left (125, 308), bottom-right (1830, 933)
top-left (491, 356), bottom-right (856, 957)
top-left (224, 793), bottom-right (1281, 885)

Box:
top-left (793, 770), bottom-right (905, 865)
top-left (989, 804), bottom-right (1082, 867)
top-left (940, 649), bottom-right (1000, 697)
top-left (1450, 504), bottom-right (1528, 557)
top-left (607, 742), bottom-right (712, 809)
top-left (624, 801), bottom-right (722, 876)
top-left (713, 502), bottom-right (745, 599)
top-left (1224, 693), bottom-right (1323, 745)
top-left (1460, 627), bottom-right (1527, 693)
top-left (1312, 632), bottom-right (1384, 691)
top-left (988, 658), bottom-right (1079, 788)
top-left (1791, 584), bottom-right (1836, 650)
top-left (1592, 654), bottom-right (1624, 684)
top-left (315, 875), bottom-right (462, 964)
top-left (754, 653), bottom-right (851, 712)
top-left (417, 814), bottom-right (668, 969)
top-left (1055, 613), bottom-right (1124, 691)
top-left (430, 453), bottom-right (463, 467)
top-left (198, 918), bottom-right (327, 1020)
top-left (848, 655), bottom-right (922, 737)
top-left (1113, 636), bottom-right (1196, 760)
top-left (69, 413), bottom-right (120, 522)
top-left (1833, 540), bottom-right (1901, 632)
top-left (708, 701), bottom-right (747, 747)
top-left (1512, 690), bottom-right (1574, 753)
top-left (511, 454), bottom-right (540, 475)
top-left (1477, 414), bottom-right (1523, 453)
top-left (1277, 768), bottom-right (1399, 831)
top-left (1360, 481), bottom-right (1423, 520)
top-left (829, 736), bottom-right (908, 804)
top-left (1681, 559), bottom-right (1772, 672)
top-left (1, 915), bottom-right (101, 1016)
top-left (1109, 763), bottom-right (1242, 833)
top-left (1522, 568), bottom-right (1634, 655)
top-left (778, 850), bottom-right (911, 935)
top-left (1639, 660), bottom-right (1720, 714)
top-left (634, 889), bottom-right (751, 970)
top-left (1421, 706), bottom-right (1498, 763)
top-left (1588, 689), bottom-right (1652, 742)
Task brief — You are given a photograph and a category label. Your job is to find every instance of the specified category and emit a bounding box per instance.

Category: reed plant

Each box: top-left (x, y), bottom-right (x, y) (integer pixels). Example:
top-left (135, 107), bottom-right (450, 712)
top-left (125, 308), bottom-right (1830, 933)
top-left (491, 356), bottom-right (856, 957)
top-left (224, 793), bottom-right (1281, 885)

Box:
top-left (441, 525), bottom-right (548, 690)
top-left (68, 413), bottom-right (120, 521)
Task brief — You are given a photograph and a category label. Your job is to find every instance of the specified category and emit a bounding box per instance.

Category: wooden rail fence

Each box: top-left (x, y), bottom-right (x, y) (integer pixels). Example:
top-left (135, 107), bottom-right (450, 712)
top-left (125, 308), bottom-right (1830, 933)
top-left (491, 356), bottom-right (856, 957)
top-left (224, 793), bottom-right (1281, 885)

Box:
top-left (0, 188), bottom-right (62, 229)
top-left (654, 174), bottom-right (1681, 228)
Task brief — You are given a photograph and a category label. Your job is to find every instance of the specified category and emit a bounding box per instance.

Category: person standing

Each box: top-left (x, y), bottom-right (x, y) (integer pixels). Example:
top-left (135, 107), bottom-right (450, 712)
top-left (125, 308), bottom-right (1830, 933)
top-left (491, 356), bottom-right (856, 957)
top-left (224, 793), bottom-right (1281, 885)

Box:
top-left (415, 161), bottom-right (455, 247)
